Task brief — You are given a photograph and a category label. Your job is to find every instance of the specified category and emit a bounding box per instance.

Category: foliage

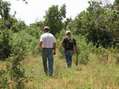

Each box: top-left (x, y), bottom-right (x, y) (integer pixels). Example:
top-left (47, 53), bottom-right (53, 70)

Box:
top-left (0, 0), bottom-right (119, 88)
top-left (0, 0), bottom-right (10, 20)
top-left (67, 1), bottom-right (119, 48)
top-left (29, 21), bottom-right (43, 39)
top-left (0, 68), bottom-right (9, 88)
top-left (44, 4), bottom-right (66, 35)
top-left (11, 20), bottom-right (26, 32)
top-left (0, 30), bottom-right (11, 58)
top-left (75, 35), bottom-right (93, 64)
top-left (114, 0), bottom-right (119, 5)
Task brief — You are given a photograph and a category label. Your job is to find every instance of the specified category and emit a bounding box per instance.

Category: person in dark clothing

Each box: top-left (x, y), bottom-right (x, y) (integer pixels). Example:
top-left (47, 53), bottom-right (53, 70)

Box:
top-left (62, 30), bottom-right (77, 68)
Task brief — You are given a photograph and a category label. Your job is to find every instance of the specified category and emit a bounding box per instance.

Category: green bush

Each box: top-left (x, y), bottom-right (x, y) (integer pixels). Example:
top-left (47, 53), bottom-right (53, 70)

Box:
top-left (75, 35), bottom-right (93, 64)
top-left (0, 30), bottom-right (12, 59)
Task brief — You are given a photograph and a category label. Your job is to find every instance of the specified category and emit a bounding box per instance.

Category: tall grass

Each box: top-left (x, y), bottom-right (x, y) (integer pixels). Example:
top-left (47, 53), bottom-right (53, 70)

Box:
top-left (0, 33), bottom-right (119, 89)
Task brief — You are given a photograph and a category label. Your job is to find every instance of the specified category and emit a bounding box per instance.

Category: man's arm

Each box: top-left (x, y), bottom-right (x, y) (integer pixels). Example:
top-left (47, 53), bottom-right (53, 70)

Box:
top-left (73, 39), bottom-right (78, 53)
top-left (53, 42), bottom-right (56, 55)
top-left (39, 35), bottom-right (43, 48)
top-left (61, 38), bottom-right (65, 48)
top-left (52, 35), bottom-right (56, 55)
top-left (39, 41), bottom-right (42, 48)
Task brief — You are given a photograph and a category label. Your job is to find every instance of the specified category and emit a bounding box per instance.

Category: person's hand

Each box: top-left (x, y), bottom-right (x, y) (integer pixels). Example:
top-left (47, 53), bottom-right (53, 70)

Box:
top-left (73, 47), bottom-right (78, 54)
top-left (53, 51), bottom-right (56, 55)
top-left (53, 50), bottom-right (56, 55)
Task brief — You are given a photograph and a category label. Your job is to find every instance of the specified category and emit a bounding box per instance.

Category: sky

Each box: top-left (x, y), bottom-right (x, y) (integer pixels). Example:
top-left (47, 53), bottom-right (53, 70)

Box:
top-left (4, 0), bottom-right (114, 25)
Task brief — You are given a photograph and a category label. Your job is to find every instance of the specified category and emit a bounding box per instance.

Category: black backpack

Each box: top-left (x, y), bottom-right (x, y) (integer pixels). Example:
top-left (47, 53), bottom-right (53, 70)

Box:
top-left (62, 37), bottom-right (76, 50)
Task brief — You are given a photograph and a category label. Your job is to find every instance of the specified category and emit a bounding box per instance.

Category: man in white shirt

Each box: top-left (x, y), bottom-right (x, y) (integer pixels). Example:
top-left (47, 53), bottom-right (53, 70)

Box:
top-left (39, 26), bottom-right (56, 76)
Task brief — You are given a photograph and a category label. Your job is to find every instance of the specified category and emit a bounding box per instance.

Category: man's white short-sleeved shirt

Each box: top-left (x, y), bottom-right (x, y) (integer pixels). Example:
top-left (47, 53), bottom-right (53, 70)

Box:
top-left (40, 32), bottom-right (56, 48)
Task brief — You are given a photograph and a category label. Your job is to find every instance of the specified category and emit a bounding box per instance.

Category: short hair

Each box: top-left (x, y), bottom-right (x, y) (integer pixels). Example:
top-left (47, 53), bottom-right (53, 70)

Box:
top-left (43, 26), bottom-right (50, 31)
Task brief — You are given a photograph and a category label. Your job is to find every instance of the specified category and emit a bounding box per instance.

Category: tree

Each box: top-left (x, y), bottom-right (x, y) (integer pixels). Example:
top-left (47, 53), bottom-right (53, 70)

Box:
top-left (0, 0), bottom-right (10, 20)
top-left (114, 0), bottom-right (119, 5)
top-left (113, 0), bottom-right (119, 10)
top-left (71, 0), bottom-right (114, 48)
top-left (44, 4), bottom-right (66, 35)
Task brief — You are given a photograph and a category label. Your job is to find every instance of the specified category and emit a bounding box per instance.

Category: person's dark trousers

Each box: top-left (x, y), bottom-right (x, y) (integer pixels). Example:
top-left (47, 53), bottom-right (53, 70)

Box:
top-left (64, 50), bottom-right (73, 68)
top-left (42, 48), bottom-right (54, 76)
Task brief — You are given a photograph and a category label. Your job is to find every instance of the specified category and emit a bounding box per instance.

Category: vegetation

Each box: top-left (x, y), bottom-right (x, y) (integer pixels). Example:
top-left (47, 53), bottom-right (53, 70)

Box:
top-left (44, 4), bottom-right (66, 35)
top-left (0, 0), bottom-right (119, 89)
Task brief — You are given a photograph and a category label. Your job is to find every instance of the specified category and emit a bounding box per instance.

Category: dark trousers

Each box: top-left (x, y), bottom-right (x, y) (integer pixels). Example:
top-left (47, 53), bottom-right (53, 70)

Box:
top-left (64, 50), bottom-right (73, 67)
top-left (41, 48), bottom-right (54, 76)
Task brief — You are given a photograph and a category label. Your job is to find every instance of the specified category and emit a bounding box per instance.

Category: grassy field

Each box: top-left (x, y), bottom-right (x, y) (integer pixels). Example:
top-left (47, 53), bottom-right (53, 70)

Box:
top-left (21, 53), bottom-right (119, 89)
top-left (0, 52), bottom-right (119, 89)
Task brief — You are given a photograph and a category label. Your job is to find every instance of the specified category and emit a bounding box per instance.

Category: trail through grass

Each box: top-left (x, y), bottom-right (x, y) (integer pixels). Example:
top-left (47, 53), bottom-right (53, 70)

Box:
top-left (21, 55), bottom-right (119, 89)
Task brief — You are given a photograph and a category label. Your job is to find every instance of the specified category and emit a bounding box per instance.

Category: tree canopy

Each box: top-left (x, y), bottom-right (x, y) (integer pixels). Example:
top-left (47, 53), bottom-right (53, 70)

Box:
top-left (44, 4), bottom-right (66, 35)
